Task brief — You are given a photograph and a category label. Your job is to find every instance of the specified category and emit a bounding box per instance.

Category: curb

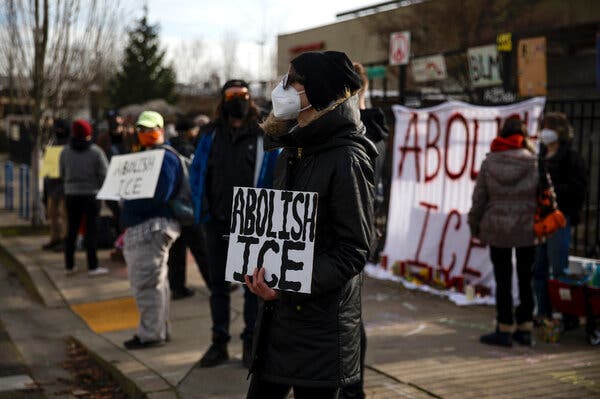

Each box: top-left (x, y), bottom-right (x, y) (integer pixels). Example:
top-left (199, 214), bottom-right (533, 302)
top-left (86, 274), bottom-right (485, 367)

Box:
top-left (72, 330), bottom-right (179, 399)
top-left (0, 232), bottom-right (179, 399)
top-left (0, 236), bottom-right (66, 308)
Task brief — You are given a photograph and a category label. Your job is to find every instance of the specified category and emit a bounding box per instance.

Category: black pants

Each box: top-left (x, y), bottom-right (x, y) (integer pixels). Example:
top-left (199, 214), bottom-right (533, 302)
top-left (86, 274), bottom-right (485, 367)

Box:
top-left (247, 377), bottom-right (339, 399)
top-left (206, 220), bottom-right (257, 344)
top-left (489, 246), bottom-right (535, 326)
top-left (65, 195), bottom-right (99, 270)
top-left (168, 224), bottom-right (210, 292)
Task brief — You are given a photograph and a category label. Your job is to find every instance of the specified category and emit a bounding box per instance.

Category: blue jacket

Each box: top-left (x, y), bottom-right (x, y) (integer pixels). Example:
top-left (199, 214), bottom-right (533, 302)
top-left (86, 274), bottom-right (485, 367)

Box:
top-left (189, 130), bottom-right (279, 224)
top-left (121, 149), bottom-right (183, 228)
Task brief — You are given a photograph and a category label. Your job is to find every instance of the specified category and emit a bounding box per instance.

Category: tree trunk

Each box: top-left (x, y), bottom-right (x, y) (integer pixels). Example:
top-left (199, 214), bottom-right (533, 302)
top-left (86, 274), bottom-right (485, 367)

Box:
top-left (30, 0), bottom-right (49, 226)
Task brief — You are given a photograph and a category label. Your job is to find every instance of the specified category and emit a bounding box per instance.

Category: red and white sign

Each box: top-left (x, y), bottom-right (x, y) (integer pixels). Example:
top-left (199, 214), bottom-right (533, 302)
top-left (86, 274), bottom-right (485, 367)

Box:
top-left (389, 31), bottom-right (411, 66)
top-left (381, 98), bottom-right (546, 293)
top-left (412, 54), bottom-right (447, 82)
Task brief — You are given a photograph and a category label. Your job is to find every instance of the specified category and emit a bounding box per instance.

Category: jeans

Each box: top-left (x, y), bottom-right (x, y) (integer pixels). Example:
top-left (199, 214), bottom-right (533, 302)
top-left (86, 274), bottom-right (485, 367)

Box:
top-left (65, 195), bottom-right (99, 270)
top-left (206, 220), bottom-right (257, 344)
top-left (534, 218), bottom-right (571, 318)
top-left (247, 377), bottom-right (339, 399)
top-left (167, 224), bottom-right (210, 292)
top-left (489, 246), bottom-right (535, 326)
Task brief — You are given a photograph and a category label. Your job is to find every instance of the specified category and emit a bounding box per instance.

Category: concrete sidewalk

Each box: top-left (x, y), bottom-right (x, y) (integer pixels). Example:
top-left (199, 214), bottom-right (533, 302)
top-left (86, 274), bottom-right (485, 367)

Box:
top-left (1, 206), bottom-right (599, 398)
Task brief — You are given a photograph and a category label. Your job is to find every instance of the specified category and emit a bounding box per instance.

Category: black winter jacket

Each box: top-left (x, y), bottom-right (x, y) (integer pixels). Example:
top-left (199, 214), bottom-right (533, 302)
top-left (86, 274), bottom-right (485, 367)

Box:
top-left (542, 143), bottom-right (587, 225)
top-left (251, 96), bottom-right (376, 388)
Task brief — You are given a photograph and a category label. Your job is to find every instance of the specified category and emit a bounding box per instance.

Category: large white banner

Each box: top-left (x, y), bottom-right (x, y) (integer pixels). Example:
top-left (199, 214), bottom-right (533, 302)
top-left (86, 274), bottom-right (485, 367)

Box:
top-left (97, 150), bottom-right (165, 200)
top-left (381, 97), bottom-right (546, 293)
top-left (226, 187), bottom-right (318, 294)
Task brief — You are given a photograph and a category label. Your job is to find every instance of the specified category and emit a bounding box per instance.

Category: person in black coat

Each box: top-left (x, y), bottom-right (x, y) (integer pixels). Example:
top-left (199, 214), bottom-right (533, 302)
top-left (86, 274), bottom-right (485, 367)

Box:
top-left (534, 112), bottom-right (588, 326)
top-left (245, 51), bottom-right (376, 399)
top-left (167, 117), bottom-right (209, 299)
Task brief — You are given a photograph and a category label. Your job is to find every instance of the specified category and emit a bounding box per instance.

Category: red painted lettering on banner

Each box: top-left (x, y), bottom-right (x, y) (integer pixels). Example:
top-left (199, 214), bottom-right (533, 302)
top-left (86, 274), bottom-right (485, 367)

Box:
top-left (425, 114), bottom-right (441, 183)
top-left (470, 119), bottom-right (480, 180)
top-left (412, 201), bottom-right (438, 265)
top-left (444, 113), bottom-right (469, 180)
top-left (438, 209), bottom-right (461, 280)
top-left (398, 113), bottom-right (421, 181)
top-left (462, 238), bottom-right (485, 277)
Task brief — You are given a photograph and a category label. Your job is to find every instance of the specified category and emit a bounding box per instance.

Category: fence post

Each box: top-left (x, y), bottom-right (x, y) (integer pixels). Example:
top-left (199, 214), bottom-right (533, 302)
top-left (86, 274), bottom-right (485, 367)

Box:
top-left (5, 161), bottom-right (14, 211)
top-left (19, 164), bottom-right (24, 218)
top-left (23, 164), bottom-right (30, 220)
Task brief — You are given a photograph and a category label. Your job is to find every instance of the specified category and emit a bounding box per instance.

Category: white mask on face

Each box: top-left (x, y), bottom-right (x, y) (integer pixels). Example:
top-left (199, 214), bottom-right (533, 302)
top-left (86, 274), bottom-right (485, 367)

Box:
top-left (271, 81), bottom-right (312, 120)
top-left (540, 128), bottom-right (559, 145)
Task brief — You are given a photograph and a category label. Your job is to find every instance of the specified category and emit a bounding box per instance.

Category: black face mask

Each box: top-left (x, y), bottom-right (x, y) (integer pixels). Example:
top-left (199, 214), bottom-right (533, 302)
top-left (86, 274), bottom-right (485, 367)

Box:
top-left (223, 98), bottom-right (250, 119)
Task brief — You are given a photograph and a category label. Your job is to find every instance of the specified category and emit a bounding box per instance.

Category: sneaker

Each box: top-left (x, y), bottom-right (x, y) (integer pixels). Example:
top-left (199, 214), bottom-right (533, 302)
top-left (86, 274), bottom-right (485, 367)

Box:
top-left (172, 287), bottom-right (195, 300)
top-left (88, 267), bottom-right (109, 277)
top-left (512, 330), bottom-right (533, 346)
top-left (65, 266), bottom-right (78, 276)
top-left (198, 343), bottom-right (228, 368)
top-left (242, 339), bottom-right (253, 368)
top-left (480, 330), bottom-right (512, 347)
top-left (123, 335), bottom-right (166, 350)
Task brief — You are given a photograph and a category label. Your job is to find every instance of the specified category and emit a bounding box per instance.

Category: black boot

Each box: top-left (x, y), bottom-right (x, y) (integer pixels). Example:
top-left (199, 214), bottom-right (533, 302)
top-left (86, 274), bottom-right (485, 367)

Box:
top-left (512, 330), bottom-right (533, 346)
top-left (480, 329), bottom-right (512, 347)
top-left (198, 343), bottom-right (228, 367)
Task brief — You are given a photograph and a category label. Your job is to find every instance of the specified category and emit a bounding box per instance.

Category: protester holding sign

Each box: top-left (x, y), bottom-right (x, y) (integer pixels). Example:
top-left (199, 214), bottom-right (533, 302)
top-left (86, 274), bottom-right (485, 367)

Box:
top-left (468, 118), bottom-right (538, 347)
top-left (534, 112), bottom-right (587, 329)
top-left (189, 79), bottom-right (279, 368)
top-left (121, 111), bottom-right (183, 350)
top-left (59, 119), bottom-right (109, 276)
top-left (42, 118), bottom-right (70, 251)
top-left (246, 51), bottom-right (376, 399)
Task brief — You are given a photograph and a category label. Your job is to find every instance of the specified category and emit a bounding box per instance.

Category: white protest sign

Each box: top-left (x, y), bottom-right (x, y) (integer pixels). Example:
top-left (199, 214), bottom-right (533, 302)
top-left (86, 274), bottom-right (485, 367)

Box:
top-left (96, 149), bottom-right (165, 200)
top-left (225, 187), bottom-right (318, 294)
top-left (467, 44), bottom-right (502, 87)
top-left (381, 97), bottom-right (546, 293)
top-left (412, 54), bottom-right (447, 82)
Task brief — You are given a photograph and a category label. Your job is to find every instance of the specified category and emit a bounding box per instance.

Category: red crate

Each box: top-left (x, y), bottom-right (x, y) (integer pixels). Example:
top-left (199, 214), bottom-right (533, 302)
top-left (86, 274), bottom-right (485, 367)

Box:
top-left (548, 279), bottom-right (587, 317)
top-left (587, 286), bottom-right (600, 317)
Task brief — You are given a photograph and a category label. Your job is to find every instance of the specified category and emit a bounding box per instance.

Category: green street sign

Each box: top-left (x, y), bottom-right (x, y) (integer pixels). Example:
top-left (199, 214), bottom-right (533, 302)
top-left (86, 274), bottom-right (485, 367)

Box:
top-left (366, 65), bottom-right (387, 79)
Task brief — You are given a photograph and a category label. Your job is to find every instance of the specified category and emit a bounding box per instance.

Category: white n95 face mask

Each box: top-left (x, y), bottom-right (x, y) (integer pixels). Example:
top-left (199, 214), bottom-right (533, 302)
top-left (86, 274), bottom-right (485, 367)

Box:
top-left (271, 81), bottom-right (311, 120)
top-left (540, 128), bottom-right (559, 145)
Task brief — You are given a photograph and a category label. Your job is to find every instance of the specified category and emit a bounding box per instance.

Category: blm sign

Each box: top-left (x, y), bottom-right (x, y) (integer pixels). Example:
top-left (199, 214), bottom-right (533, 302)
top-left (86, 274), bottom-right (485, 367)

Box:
top-left (225, 187), bottom-right (318, 294)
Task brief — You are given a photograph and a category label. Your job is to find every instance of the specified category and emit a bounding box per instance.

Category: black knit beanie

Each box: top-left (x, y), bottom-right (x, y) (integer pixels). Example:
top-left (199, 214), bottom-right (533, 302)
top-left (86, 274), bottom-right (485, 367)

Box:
top-left (221, 79), bottom-right (249, 94)
top-left (290, 51), bottom-right (362, 111)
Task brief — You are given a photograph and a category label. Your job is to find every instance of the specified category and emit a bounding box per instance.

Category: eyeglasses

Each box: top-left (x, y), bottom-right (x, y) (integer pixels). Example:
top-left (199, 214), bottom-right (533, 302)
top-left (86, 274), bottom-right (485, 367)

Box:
top-left (224, 87), bottom-right (250, 102)
top-left (282, 73), bottom-right (305, 90)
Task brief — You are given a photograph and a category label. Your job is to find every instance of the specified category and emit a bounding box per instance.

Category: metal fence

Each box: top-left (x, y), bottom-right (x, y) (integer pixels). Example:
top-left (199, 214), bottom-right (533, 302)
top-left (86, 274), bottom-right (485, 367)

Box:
top-left (545, 99), bottom-right (600, 257)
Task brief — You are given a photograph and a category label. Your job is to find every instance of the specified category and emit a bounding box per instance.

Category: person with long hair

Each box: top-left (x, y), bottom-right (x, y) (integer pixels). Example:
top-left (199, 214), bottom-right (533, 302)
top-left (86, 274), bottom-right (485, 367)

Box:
top-left (189, 80), bottom-right (279, 368)
top-left (534, 112), bottom-right (587, 328)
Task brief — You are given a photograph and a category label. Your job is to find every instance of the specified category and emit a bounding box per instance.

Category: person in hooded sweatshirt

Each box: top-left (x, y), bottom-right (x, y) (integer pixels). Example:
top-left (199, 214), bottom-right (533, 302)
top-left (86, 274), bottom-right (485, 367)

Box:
top-left (245, 51), bottom-right (376, 399)
top-left (468, 117), bottom-right (538, 347)
top-left (59, 119), bottom-right (109, 276)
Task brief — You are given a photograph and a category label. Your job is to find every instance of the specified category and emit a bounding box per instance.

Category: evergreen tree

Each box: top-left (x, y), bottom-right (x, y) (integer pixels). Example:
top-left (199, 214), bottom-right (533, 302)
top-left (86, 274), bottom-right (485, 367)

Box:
top-left (109, 14), bottom-right (176, 107)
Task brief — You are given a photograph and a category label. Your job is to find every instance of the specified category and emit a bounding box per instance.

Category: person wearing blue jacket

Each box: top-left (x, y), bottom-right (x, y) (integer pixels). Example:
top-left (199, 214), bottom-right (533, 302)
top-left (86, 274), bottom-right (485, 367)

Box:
top-left (189, 79), bottom-right (279, 368)
top-left (121, 111), bottom-right (183, 350)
